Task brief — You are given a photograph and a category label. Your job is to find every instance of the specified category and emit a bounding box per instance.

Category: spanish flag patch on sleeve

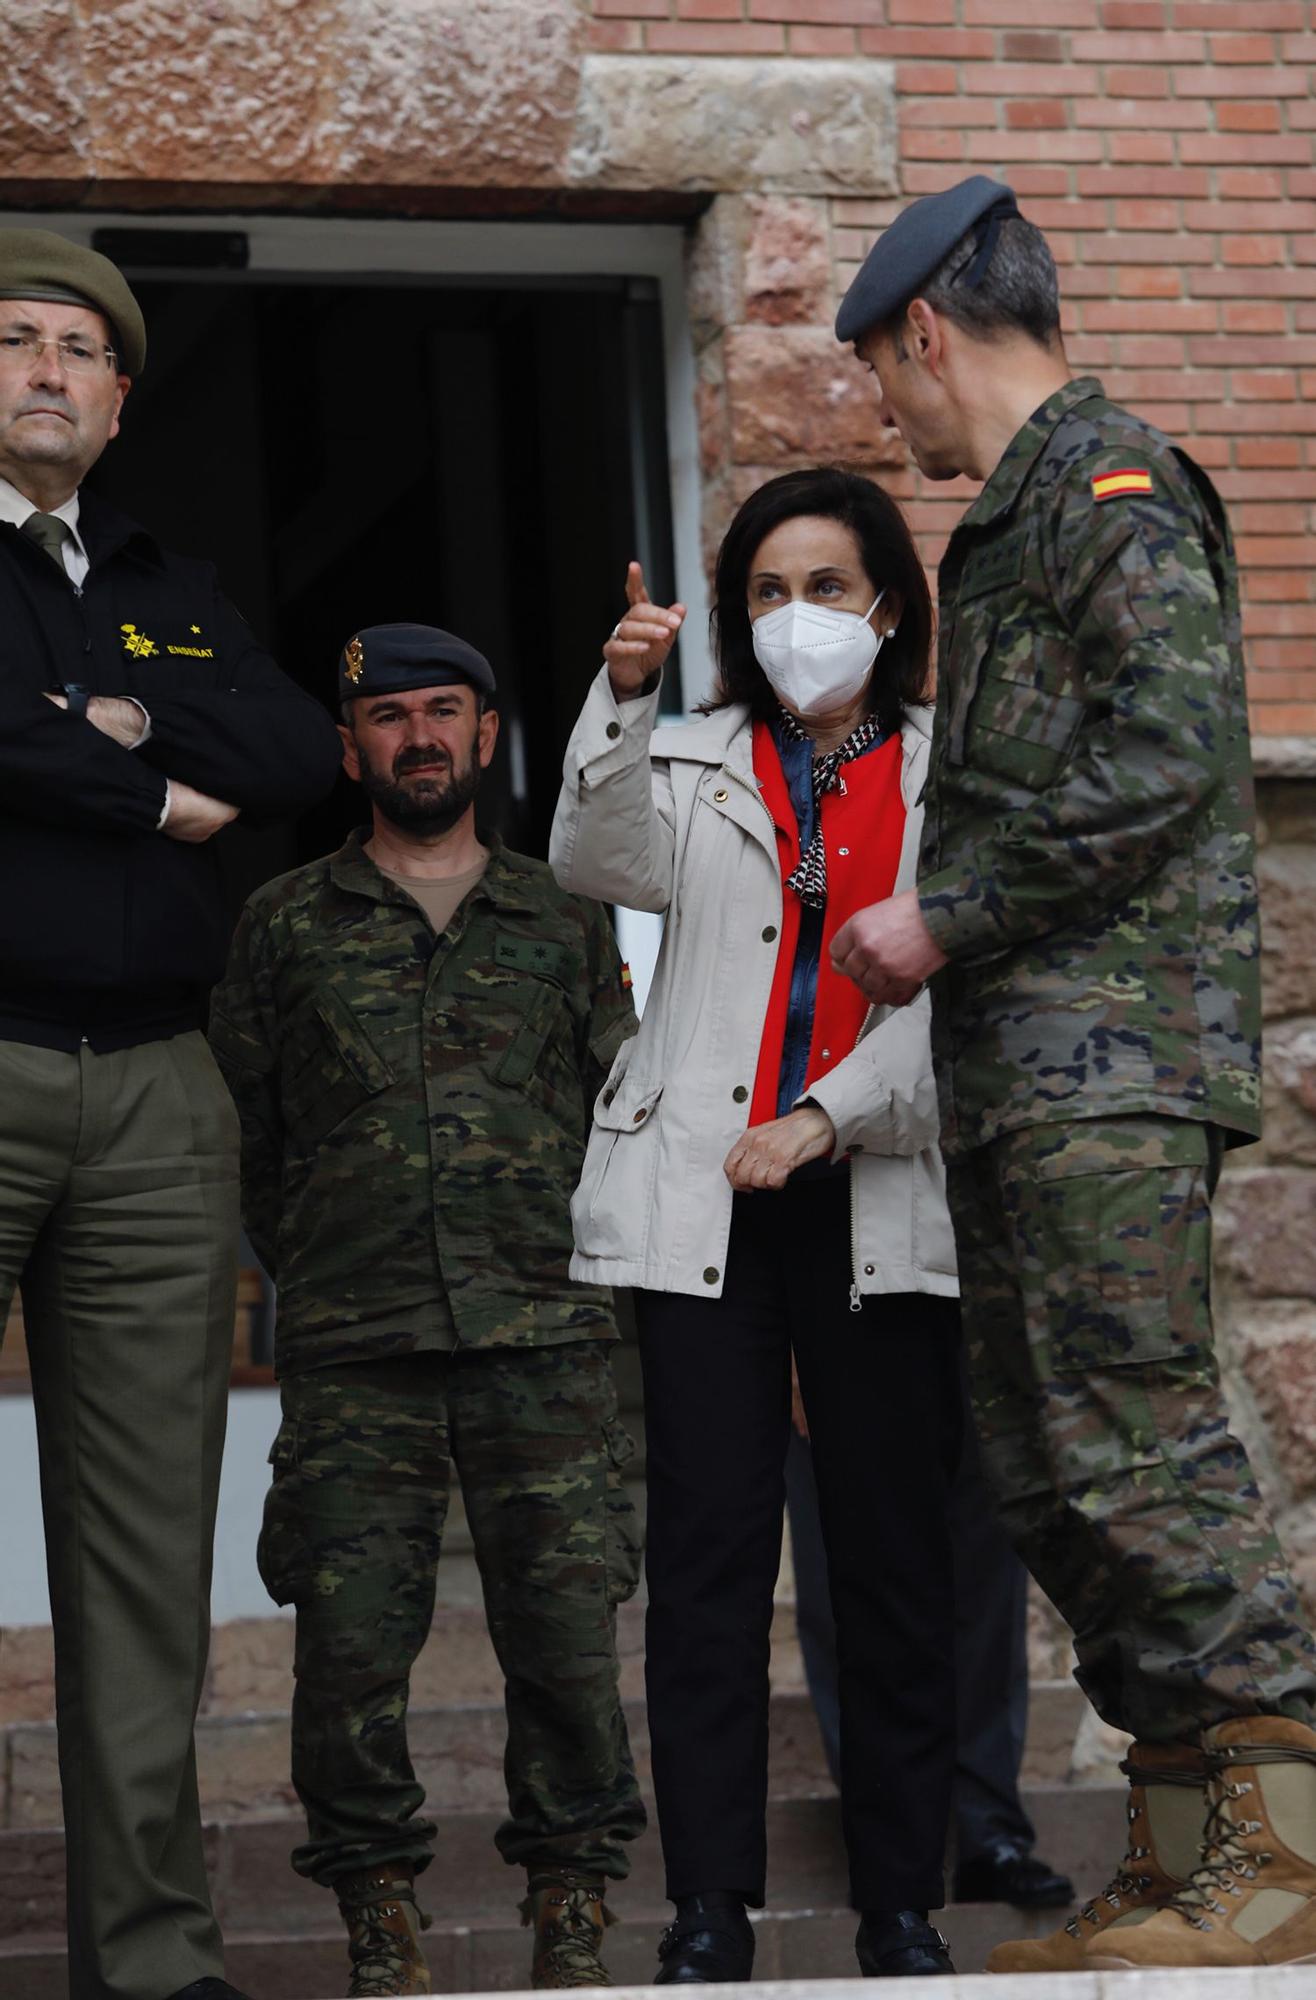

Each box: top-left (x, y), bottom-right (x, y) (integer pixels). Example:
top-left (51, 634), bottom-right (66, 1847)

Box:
top-left (620, 962), bottom-right (633, 991)
top-left (1091, 466), bottom-right (1154, 503)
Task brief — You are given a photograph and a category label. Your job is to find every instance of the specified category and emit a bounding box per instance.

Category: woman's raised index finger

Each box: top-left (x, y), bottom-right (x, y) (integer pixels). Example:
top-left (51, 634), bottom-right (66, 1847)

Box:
top-left (625, 560), bottom-right (651, 608)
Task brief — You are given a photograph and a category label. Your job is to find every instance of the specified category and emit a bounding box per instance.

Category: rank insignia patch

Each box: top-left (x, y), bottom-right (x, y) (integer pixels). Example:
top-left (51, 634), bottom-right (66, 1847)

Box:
top-left (1091, 467), bottom-right (1154, 503)
top-left (345, 634), bottom-right (365, 684)
top-left (120, 621), bottom-right (159, 659)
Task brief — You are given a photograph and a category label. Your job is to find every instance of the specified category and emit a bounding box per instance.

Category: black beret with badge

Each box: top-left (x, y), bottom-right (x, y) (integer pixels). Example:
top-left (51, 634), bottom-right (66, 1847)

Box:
top-left (835, 174), bottom-right (1021, 346)
top-left (338, 623), bottom-right (497, 704)
top-left (0, 226), bottom-right (147, 376)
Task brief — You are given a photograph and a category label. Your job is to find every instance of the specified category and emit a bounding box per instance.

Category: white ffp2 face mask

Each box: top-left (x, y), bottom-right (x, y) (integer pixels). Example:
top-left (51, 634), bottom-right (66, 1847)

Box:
top-left (751, 591), bottom-right (887, 718)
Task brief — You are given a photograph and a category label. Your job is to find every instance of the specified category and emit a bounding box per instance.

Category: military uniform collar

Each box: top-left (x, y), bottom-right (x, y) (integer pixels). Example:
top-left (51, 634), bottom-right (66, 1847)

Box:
top-left (328, 826), bottom-right (540, 915)
top-left (958, 375), bottom-right (1105, 532)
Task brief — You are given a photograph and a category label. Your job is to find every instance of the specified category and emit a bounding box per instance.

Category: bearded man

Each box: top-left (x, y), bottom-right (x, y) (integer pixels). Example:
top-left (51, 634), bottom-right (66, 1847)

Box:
top-left (209, 624), bottom-right (645, 1994)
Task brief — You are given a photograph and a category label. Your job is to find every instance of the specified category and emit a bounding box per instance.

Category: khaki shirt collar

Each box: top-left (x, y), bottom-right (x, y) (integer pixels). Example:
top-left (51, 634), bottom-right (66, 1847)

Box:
top-left (328, 827), bottom-right (539, 916)
top-left (958, 375), bottom-right (1106, 533)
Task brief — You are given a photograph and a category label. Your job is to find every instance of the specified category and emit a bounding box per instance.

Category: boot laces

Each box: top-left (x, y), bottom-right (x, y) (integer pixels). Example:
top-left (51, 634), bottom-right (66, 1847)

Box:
top-left (524, 1877), bottom-right (611, 1986)
top-left (342, 1885), bottom-right (430, 1996)
top-left (1063, 1797), bottom-right (1152, 1938)
top-left (1165, 1781), bottom-right (1270, 1932)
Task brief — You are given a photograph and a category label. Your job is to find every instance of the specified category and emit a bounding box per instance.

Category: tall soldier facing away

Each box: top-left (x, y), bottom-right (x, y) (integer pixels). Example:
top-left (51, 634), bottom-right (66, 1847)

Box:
top-left (830, 177), bottom-right (1316, 1974)
top-left (210, 625), bottom-right (645, 1995)
top-left (0, 230), bottom-right (342, 2000)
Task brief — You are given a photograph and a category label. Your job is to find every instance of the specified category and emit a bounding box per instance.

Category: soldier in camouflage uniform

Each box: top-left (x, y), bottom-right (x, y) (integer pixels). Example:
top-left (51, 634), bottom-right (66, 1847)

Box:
top-left (830, 178), bottom-right (1316, 1974)
top-left (209, 625), bottom-right (645, 1994)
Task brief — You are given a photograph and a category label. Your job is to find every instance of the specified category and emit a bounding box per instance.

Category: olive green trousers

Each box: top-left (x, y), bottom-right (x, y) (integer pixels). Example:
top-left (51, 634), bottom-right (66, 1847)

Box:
top-left (0, 1033), bottom-right (240, 2000)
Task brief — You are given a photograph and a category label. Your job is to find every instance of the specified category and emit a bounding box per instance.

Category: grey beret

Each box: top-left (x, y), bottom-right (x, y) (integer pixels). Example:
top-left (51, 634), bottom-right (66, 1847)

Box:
top-left (0, 227), bottom-right (146, 376)
top-left (339, 623), bottom-right (497, 704)
top-left (835, 175), bottom-right (1020, 346)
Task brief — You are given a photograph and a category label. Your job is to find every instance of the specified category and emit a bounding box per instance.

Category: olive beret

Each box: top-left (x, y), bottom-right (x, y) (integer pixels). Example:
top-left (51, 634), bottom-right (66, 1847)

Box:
top-left (0, 227), bottom-right (146, 376)
top-left (835, 174), bottom-right (1020, 346)
top-left (338, 623), bottom-right (497, 704)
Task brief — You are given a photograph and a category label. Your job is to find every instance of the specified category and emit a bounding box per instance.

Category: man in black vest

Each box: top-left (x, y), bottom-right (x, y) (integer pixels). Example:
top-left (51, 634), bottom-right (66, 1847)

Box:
top-left (0, 227), bottom-right (341, 2000)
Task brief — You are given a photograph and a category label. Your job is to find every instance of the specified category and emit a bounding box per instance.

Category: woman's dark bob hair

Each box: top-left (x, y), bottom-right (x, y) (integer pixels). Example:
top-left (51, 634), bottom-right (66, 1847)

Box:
top-left (704, 467), bottom-right (933, 737)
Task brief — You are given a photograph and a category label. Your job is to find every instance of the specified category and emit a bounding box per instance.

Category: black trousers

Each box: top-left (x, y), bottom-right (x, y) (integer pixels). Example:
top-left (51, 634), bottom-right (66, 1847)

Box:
top-left (636, 1175), bottom-right (962, 1913)
top-left (786, 1397), bottom-right (1035, 1861)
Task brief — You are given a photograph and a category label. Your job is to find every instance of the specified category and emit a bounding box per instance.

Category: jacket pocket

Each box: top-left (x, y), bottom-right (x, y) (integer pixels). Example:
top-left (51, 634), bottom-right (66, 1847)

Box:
top-left (570, 1040), bottom-right (664, 1262)
top-left (280, 990), bottom-right (394, 1148)
top-left (494, 976), bottom-right (563, 1090)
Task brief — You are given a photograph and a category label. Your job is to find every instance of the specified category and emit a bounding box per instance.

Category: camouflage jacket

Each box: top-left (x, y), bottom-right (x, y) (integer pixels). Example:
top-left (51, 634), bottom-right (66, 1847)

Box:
top-left (917, 376), bottom-right (1261, 1160)
top-left (209, 831), bottom-right (636, 1376)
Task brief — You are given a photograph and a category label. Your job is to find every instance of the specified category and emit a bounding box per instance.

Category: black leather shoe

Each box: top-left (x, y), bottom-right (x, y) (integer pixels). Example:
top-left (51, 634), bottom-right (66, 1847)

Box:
top-left (856, 1910), bottom-right (955, 1976)
top-left (654, 1893), bottom-right (755, 1984)
top-left (165, 1982), bottom-right (255, 2000)
top-left (953, 1843), bottom-right (1075, 1910)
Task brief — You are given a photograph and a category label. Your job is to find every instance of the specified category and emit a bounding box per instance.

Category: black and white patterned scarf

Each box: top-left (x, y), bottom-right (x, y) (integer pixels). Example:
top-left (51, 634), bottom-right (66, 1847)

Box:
top-left (777, 707), bottom-right (887, 911)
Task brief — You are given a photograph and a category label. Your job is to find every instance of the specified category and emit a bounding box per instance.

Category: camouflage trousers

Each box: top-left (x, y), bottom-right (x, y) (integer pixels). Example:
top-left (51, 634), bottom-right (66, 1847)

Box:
top-left (947, 1115), bottom-right (1316, 1743)
top-left (257, 1342), bottom-right (647, 1887)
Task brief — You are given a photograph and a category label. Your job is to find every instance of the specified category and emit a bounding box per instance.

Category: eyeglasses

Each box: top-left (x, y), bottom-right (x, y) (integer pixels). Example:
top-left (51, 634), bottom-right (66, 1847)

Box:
top-left (0, 330), bottom-right (117, 374)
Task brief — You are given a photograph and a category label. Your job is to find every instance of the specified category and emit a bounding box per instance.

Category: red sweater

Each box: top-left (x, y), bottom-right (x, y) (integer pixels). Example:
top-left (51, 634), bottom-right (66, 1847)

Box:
top-left (749, 722), bottom-right (907, 1128)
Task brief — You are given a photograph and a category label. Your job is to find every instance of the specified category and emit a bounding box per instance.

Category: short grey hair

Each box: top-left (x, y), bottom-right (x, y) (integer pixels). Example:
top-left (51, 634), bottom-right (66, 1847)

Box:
top-left (890, 215), bottom-right (1061, 350)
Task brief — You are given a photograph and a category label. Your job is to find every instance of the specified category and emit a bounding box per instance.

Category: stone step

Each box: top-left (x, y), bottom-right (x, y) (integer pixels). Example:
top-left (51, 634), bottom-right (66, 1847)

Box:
top-left (0, 1784), bottom-right (1128, 1943)
top-left (1, 1680), bottom-right (1090, 1832)
top-left (0, 1890), bottom-right (1115, 1998)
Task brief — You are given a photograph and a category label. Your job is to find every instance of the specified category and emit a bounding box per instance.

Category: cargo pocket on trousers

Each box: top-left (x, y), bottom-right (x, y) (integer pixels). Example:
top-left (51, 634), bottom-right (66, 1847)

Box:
top-left (256, 1422), bottom-right (313, 1608)
top-left (604, 1418), bottom-right (642, 1606)
top-left (1043, 1170), bottom-right (1185, 1376)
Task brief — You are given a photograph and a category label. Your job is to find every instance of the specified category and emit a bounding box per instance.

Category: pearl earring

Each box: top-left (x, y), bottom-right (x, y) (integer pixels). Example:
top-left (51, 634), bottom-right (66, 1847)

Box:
top-left (884, 626), bottom-right (896, 638)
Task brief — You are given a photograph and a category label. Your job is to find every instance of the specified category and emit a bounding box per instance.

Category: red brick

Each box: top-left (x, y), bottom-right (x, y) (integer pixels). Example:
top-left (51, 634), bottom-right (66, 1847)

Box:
top-left (897, 62), bottom-right (960, 91)
top-left (1075, 96), bottom-right (1211, 127)
top-left (1231, 372), bottom-right (1301, 402)
top-left (1210, 34), bottom-right (1283, 62)
top-left (1008, 165), bottom-right (1073, 193)
top-left (1065, 266), bottom-right (1115, 296)
top-left (860, 27), bottom-right (995, 52)
top-left (901, 129), bottom-right (968, 159)
top-left (900, 97), bottom-right (999, 124)
top-left (1104, 65), bottom-right (1170, 95)
top-left (1252, 703), bottom-right (1316, 733)
top-left (1192, 199), bottom-right (1316, 231)
top-left (1221, 472), bottom-right (1316, 499)
top-left (1102, 2), bottom-right (1167, 23)
top-left (1237, 440), bottom-right (1304, 469)
top-left (594, 0), bottom-right (670, 13)
top-left (1182, 131), bottom-right (1309, 161)
top-left (1001, 30), bottom-right (1065, 59)
top-left (1217, 169), bottom-right (1288, 200)
top-left (1083, 299), bottom-right (1218, 331)
top-left (1006, 98), bottom-right (1069, 128)
top-left (748, 0), bottom-right (884, 18)
top-left (1113, 198), bottom-right (1179, 230)
top-left (1173, 3), bottom-right (1303, 26)
top-left (790, 24), bottom-right (858, 48)
top-left (1196, 335), bottom-right (1316, 365)
top-left (888, 0), bottom-right (955, 18)
top-left (1071, 29), bottom-right (1203, 59)
top-left (1225, 302), bottom-right (1291, 334)
top-left (1083, 232), bottom-right (1213, 265)
top-left (1281, 35), bottom-right (1316, 61)
top-left (965, 62), bottom-right (1090, 93)
top-left (1245, 571), bottom-right (1312, 598)
top-left (677, 0), bottom-right (744, 18)
top-left (1199, 404), bottom-right (1316, 434)
top-left (1238, 537), bottom-right (1316, 566)
top-left (966, 129), bottom-right (1106, 159)
top-left (1107, 132), bottom-right (1176, 163)
top-left (1078, 168), bottom-right (1208, 195)
top-left (1216, 102), bottom-right (1284, 133)
top-left (1193, 270), bottom-right (1316, 298)
top-left (1119, 335), bottom-right (1186, 363)
top-left (1116, 267), bottom-right (1184, 298)
top-left (1105, 367), bottom-right (1224, 399)
top-left (965, 0), bottom-right (1098, 18)
top-left (586, 18), bottom-right (644, 48)
top-left (1178, 66), bottom-right (1309, 97)
top-left (645, 20), bottom-right (783, 46)
top-left (1289, 103), bottom-right (1316, 132)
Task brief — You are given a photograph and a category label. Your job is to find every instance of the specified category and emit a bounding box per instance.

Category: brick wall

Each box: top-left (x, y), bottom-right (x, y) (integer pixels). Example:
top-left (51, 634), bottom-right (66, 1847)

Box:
top-left (591, 0), bottom-right (1316, 741)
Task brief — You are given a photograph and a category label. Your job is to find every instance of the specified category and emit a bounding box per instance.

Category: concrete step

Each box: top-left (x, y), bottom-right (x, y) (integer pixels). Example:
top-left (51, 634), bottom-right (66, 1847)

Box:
top-left (0, 1784), bottom-right (1128, 1945)
top-left (0, 1891), bottom-right (1114, 1998)
top-left (2, 1678), bottom-right (1090, 1832)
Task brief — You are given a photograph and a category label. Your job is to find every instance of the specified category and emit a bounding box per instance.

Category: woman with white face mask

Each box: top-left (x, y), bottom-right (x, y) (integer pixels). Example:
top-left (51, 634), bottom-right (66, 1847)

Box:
top-left (550, 468), bottom-right (962, 1982)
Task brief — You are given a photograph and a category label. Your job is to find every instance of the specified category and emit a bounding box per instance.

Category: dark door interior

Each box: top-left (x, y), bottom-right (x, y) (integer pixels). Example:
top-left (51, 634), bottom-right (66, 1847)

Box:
top-left (86, 271), bottom-right (681, 914)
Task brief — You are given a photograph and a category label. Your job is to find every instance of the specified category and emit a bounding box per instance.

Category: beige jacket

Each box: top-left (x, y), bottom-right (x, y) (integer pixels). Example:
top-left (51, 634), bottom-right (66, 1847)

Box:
top-left (549, 664), bottom-right (959, 1303)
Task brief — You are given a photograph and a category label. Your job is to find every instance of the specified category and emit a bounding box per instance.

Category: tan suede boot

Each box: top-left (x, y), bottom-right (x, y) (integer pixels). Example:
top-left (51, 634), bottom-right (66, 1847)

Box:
top-left (520, 1872), bottom-right (616, 1988)
top-left (1087, 1716), bottom-right (1316, 1969)
top-left (335, 1864), bottom-right (432, 1997)
top-left (986, 1741), bottom-right (1206, 1974)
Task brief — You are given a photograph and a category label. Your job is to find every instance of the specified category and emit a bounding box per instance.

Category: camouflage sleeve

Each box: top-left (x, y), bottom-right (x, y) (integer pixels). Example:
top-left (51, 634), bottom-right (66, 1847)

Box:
top-left (208, 901), bottom-right (285, 1275)
top-left (578, 896), bottom-right (638, 1104)
top-left (919, 450), bottom-right (1238, 963)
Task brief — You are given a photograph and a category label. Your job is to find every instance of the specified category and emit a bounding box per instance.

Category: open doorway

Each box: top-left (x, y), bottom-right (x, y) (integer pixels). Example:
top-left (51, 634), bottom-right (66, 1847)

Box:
top-left (85, 262), bottom-right (685, 907)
